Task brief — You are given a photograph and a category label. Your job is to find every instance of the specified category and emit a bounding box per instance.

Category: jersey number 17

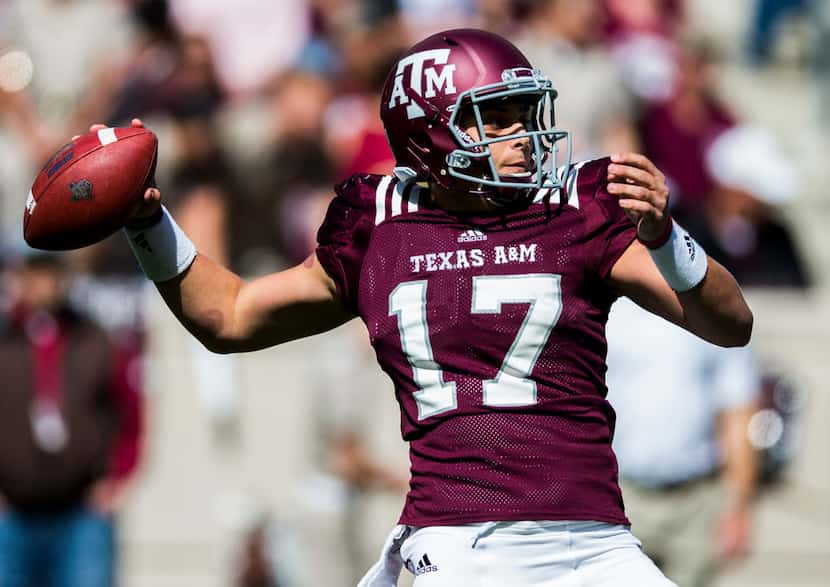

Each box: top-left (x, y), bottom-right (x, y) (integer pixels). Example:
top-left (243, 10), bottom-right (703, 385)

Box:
top-left (389, 274), bottom-right (563, 420)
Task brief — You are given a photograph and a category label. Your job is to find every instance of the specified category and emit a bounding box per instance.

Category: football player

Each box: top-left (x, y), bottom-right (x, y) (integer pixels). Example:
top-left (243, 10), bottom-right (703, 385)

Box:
top-left (110, 29), bottom-right (752, 586)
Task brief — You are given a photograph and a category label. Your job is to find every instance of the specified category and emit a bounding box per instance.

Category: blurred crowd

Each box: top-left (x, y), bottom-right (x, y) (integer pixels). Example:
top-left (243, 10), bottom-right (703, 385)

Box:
top-left (0, 0), bottom-right (826, 586)
top-left (1, 0), bottom-right (824, 288)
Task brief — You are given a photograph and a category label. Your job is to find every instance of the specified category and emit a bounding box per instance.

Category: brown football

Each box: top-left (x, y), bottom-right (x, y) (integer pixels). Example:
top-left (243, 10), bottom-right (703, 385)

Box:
top-left (23, 126), bottom-right (158, 250)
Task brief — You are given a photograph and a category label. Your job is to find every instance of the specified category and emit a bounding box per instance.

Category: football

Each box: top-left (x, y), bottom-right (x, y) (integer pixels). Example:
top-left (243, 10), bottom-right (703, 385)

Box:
top-left (23, 126), bottom-right (158, 250)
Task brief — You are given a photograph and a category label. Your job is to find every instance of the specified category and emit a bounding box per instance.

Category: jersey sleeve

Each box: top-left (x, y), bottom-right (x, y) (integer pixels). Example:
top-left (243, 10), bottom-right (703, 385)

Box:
top-left (315, 174), bottom-right (380, 313)
top-left (576, 157), bottom-right (638, 278)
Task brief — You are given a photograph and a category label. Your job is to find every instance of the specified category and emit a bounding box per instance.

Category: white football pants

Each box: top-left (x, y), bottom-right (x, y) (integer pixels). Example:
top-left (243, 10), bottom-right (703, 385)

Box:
top-left (358, 520), bottom-right (677, 587)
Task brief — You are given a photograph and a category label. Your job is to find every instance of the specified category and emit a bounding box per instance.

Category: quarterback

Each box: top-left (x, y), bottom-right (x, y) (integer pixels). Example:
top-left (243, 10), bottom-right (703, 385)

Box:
top-left (109, 29), bottom-right (751, 586)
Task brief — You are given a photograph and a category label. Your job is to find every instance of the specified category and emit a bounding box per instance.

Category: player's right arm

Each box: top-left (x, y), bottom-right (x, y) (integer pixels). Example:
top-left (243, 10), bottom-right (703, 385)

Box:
top-left (156, 250), bottom-right (354, 354)
top-left (109, 120), bottom-right (355, 354)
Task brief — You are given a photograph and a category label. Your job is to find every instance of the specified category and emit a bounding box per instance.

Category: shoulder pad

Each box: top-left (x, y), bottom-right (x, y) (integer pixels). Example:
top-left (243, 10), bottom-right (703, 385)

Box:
top-left (333, 173), bottom-right (388, 208)
top-left (335, 173), bottom-right (424, 226)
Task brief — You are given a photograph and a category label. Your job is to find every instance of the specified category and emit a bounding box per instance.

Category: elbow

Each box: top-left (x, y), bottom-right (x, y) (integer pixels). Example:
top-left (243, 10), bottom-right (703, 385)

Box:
top-left (202, 342), bottom-right (234, 355)
top-left (186, 312), bottom-right (242, 354)
top-left (194, 329), bottom-right (241, 354)
top-left (719, 307), bottom-right (754, 348)
top-left (201, 336), bottom-right (238, 355)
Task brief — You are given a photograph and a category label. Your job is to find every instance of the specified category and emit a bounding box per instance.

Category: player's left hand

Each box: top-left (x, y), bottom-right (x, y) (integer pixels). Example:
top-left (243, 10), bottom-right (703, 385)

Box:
top-left (606, 153), bottom-right (670, 242)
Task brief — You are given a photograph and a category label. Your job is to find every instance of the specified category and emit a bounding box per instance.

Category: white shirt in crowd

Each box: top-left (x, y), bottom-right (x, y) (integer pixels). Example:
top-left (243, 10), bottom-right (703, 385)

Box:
top-left (606, 298), bottom-right (761, 488)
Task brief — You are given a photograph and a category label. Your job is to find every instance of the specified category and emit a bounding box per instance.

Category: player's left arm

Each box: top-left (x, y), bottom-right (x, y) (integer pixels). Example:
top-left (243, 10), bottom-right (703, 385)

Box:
top-left (606, 153), bottom-right (753, 347)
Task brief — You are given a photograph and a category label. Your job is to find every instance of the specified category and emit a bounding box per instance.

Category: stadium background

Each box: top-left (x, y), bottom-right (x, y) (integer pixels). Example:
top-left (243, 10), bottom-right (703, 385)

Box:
top-left (0, 0), bottom-right (828, 585)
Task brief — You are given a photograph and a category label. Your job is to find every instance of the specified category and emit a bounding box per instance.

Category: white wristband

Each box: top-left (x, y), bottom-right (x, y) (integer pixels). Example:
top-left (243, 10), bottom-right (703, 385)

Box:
top-left (125, 206), bottom-right (197, 282)
top-left (647, 220), bottom-right (708, 292)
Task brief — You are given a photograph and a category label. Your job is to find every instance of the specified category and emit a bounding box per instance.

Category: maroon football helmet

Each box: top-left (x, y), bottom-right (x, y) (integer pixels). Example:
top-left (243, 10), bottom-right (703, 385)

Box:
top-left (380, 29), bottom-right (571, 204)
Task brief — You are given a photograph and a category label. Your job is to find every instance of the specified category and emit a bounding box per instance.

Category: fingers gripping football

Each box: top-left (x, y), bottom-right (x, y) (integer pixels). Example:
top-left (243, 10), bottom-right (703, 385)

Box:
top-left (606, 153), bottom-right (670, 242)
top-left (122, 119), bottom-right (162, 224)
top-left (77, 119), bottom-right (162, 225)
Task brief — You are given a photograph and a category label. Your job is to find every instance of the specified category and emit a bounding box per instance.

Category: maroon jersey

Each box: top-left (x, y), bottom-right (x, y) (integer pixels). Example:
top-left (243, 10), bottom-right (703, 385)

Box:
top-left (316, 158), bottom-right (637, 527)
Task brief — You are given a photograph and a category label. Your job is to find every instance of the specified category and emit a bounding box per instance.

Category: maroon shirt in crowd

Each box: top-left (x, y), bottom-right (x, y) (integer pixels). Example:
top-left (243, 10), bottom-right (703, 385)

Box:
top-left (640, 99), bottom-right (734, 211)
top-left (317, 158), bottom-right (636, 527)
top-left (0, 306), bottom-right (143, 512)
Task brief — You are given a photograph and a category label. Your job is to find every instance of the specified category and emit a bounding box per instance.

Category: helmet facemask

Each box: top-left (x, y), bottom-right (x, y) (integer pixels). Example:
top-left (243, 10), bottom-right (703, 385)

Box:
top-left (444, 68), bottom-right (571, 205)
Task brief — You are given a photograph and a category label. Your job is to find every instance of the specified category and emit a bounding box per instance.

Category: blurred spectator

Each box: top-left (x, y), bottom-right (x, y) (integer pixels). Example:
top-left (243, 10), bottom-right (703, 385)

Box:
top-left (606, 297), bottom-right (761, 587)
top-left (628, 33), bottom-right (810, 287)
top-left (476, 0), bottom-right (529, 36)
top-left (227, 328), bottom-right (407, 587)
top-left (107, 30), bottom-right (223, 128)
top-left (166, 114), bottom-right (235, 265)
top-left (70, 1), bottom-right (225, 132)
top-left (603, 0), bottom-right (684, 39)
top-left (812, 0), bottom-right (830, 130)
top-left (0, 0), bottom-right (132, 127)
top-left (170, 0), bottom-right (310, 97)
top-left (236, 519), bottom-right (280, 587)
top-left (327, 431), bottom-right (408, 494)
top-left (305, 332), bottom-right (408, 585)
top-left (0, 0), bottom-right (132, 196)
top-left (515, 0), bottom-right (638, 160)
top-left (746, 0), bottom-right (811, 65)
top-left (395, 0), bottom-right (530, 37)
top-left (58, 1), bottom-right (227, 279)
top-left (603, 0), bottom-right (685, 104)
top-left (0, 79), bottom-right (55, 168)
top-left (637, 38), bottom-right (736, 220)
top-left (749, 372), bottom-right (806, 485)
top-left (397, 0), bottom-right (479, 39)
top-left (694, 124), bottom-right (810, 287)
top-left (323, 26), bottom-right (401, 180)
top-left (241, 70), bottom-right (336, 270)
top-left (327, 430), bottom-right (409, 584)
top-left (0, 250), bottom-right (144, 587)
top-left (239, 22), bottom-right (401, 269)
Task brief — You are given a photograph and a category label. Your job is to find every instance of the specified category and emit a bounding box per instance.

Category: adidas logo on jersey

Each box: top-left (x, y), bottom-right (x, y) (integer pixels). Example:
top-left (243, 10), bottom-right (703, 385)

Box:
top-left (457, 229), bottom-right (487, 243)
top-left (406, 553), bottom-right (439, 576)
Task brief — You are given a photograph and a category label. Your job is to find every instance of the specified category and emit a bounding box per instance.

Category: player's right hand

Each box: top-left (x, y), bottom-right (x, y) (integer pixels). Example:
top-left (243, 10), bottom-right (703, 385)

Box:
top-left (74, 118), bottom-right (162, 226)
